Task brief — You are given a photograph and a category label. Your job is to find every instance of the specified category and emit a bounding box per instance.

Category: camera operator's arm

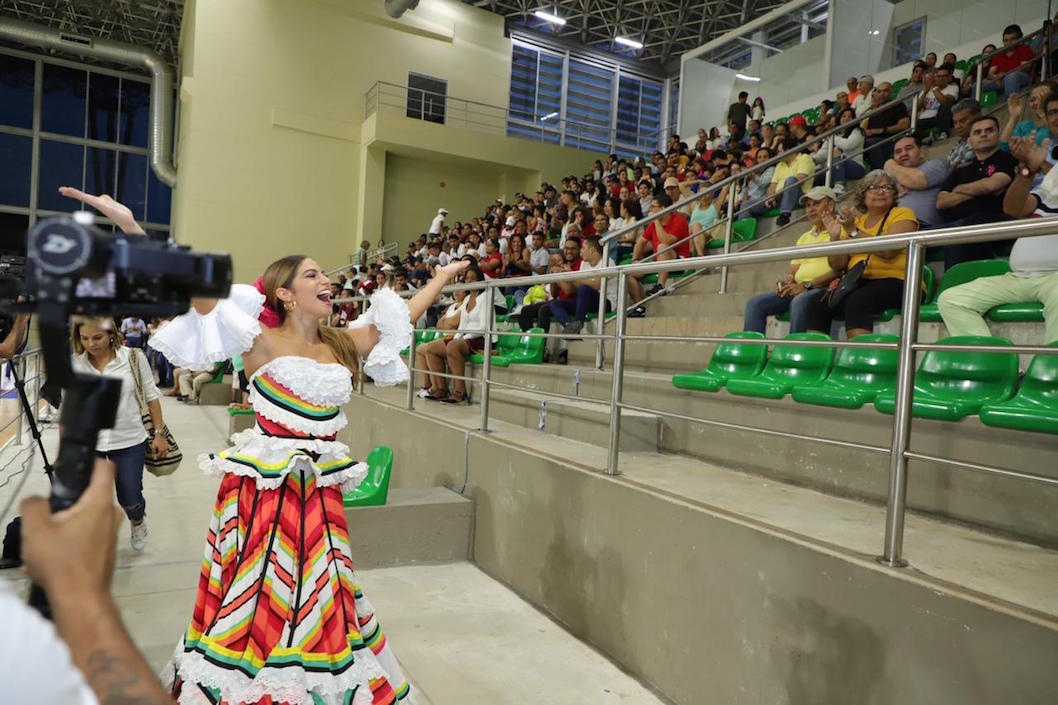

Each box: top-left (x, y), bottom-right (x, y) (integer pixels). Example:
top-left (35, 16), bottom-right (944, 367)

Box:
top-left (20, 460), bottom-right (173, 705)
top-left (0, 312), bottom-right (30, 359)
top-left (58, 187), bottom-right (146, 236)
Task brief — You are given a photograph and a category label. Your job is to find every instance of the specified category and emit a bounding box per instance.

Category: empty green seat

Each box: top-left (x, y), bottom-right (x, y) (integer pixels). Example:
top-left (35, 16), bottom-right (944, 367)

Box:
top-left (892, 78), bottom-right (908, 96)
top-left (470, 327), bottom-right (545, 366)
top-left (725, 332), bottom-right (834, 399)
top-left (672, 331), bottom-right (768, 392)
top-left (920, 259), bottom-right (1010, 322)
top-left (874, 335), bottom-right (1018, 421)
top-left (400, 329), bottom-right (441, 356)
top-left (979, 344), bottom-right (1058, 434)
top-left (981, 90), bottom-right (998, 108)
top-left (706, 217), bottom-right (758, 249)
top-left (343, 446), bottom-right (393, 507)
top-left (470, 329), bottom-right (520, 367)
top-left (791, 334), bottom-right (899, 408)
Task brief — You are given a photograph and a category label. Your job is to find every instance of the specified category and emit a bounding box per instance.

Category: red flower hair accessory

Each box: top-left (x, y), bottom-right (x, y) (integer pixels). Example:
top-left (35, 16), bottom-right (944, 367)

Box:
top-left (252, 277), bottom-right (281, 329)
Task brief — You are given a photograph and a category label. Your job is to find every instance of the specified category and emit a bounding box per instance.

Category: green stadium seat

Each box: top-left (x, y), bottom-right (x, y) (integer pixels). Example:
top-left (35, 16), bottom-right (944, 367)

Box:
top-left (706, 217), bottom-right (759, 250)
top-left (470, 327), bottom-right (545, 366)
top-left (979, 344), bottom-right (1058, 434)
top-left (228, 405), bottom-right (254, 417)
top-left (920, 259), bottom-right (1011, 322)
top-left (671, 331), bottom-right (768, 392)
top-left (343, 446), bottom-right (392, 507)
top-left (584, 311), bottom-right (617, 321)
top-left (400, 329), bottom-right (441, 357)
top-left (725, 332), bottom-right (834, 399)
top-left (470, 329), bottom-right (520, 367)
top-left (988, 302), bottom-right (1045, 322)
top-left (955, 59), bottom-right (968, 71)
top-left (791, 334), bottom-right (899, 408)
top-left (873, 335), bottom-right (1019, 421)
top-left (876, 266), bottom-right (935, 321)
top-left (981, 90), bottom-right (999, 108)
top-left (892, 78), bottom-right (908, 96)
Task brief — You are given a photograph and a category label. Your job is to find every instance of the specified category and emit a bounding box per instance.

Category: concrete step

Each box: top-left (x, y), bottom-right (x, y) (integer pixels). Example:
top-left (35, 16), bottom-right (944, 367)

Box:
top-left (344, 487), bottom-right (472, 569)
top-left (489, 387), bottom-right (659, 452)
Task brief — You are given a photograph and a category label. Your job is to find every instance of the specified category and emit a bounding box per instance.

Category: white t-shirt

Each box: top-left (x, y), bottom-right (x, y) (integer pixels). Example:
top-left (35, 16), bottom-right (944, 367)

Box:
top-left (0, 584), bottom-right (98, 705)
top-left (455, 295), bottom-right (487, 340)
top-left (853, 89), bottom-right (873, 117)
top-left (70, 347), bottom-right (160, 452)
top-left (919, 84), bottom-right (958, 120)
top-left (578, 255), bottom-right (618, 308)
top-left (428, 214), bottom-right (445, 235)
top-left (1011, 175), bottom-right (1058, 276)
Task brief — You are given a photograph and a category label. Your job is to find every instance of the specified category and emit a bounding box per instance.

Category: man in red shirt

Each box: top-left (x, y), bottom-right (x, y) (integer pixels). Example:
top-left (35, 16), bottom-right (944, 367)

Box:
top-left (984, 24), bottom-right (1034, 97)
top-left (626, 193), bottom-right (691, 315)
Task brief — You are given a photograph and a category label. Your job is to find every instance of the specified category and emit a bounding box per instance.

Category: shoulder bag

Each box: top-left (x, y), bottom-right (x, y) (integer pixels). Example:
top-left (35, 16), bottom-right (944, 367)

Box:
top-left (129, 349), bottom-right (183, 476)
top-left (825, 208), bottom-right (892, 310)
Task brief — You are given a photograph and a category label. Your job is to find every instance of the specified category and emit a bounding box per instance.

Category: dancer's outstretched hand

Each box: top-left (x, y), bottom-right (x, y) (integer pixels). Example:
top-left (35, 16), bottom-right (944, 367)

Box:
top-left (436, 259), bottom-right (470, 281)
top-left (57, 186), bottom-right (146, 235)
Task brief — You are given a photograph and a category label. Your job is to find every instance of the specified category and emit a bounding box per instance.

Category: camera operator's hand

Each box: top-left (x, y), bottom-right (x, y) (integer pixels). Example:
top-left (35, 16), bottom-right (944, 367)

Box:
top-left (58, 186), bottom-right (146, 236)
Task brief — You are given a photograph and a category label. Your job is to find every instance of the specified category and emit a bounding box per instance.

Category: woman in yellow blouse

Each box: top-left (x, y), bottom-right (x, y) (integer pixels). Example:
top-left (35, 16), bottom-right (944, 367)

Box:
top-left (806, 170), bottom-right (920, 338)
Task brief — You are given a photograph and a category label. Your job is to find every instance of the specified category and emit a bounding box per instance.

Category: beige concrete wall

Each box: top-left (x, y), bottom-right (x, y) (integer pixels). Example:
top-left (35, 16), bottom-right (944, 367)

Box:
top-left (341, 394), bottom-right (1058, 705)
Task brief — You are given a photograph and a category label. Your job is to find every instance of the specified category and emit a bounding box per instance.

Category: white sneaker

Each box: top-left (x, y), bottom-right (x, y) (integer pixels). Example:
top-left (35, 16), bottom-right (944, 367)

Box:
top-left (39, 405), bottom-right (58, 423)
top-left (130, 520), bottom-right (148, 551)
top-left (417, 388), bottom-right (431, 399)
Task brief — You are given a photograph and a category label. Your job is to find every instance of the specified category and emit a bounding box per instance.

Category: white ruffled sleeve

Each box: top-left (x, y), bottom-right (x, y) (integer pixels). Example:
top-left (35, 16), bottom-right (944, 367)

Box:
top-left (148, 284), bottom-right (264, 371)
top-left (348, 287), bottom-right (413, 387)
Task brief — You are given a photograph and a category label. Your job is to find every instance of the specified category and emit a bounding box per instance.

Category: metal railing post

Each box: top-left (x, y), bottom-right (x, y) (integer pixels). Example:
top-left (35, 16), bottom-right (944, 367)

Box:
top-left (13, 357), bottom-right (24, 445)
top-left (974, 59), bottom-right (983, 101)
top-left (595, 240), bottom-right (610, 370)
top-left (605, 273), bottom-right (628, 475)
top-left (406, 331), bottom-right (417, 410)
top-left (478, 286), bottom-right (495, 432)
top-left (719, 181), bottom-right (737, 294)
top-left (1045, 20), bottom-right (1053, 82)
top-left (879, 241), bottom-right (923, 568)
top-left (910, 93), bottom-right (919, 132)
top-left (824, 135), bottom-right (835, 188)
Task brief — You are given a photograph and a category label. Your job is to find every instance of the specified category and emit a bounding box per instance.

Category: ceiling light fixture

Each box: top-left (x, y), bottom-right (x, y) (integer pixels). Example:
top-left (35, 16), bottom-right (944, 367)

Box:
top-left (540, 111), bottom-right (559, 121)
top-left (870, 29), bottom-right (880, 36)
top-left (735, 73), bottom-right (761, 82)
top-left (533, 10), bottom-right (566, 26)
top-left (615, 36), bottom-right (644, 49)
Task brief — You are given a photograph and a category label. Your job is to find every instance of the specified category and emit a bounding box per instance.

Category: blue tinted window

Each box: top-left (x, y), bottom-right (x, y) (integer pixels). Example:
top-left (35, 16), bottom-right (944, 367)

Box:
top-left (85, 147), bottom-right (116, 197)
top-left (41, 63), bottom-right (87, 137)
top-left (116, 152), bottom-right (147, 221)
top-left (120, 78), bottom-right (150, 147)
top-left (37, 139), bottom-right (83, 211)
top-left (88, 72), bottom-right (119, 143)
top-left (147, 168), bottom-right (172, 224)
top-left (0, 133), bottom-right (32, 207)
top-left (0, 54), bottom-right (35, 129)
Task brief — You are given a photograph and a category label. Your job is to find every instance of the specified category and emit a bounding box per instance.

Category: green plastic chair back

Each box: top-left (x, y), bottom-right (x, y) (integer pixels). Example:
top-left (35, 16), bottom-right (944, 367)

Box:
top-left (343, 445), bottom-right (393, 507)
top-left (955, 59), bottom-right (968, 71)
top-left (938, 259), bottom-right (1011, 297)
top-left (497, 330), bottom-right (521, 353)
top-left (874, 336), bottom-right (1019, 420)
top-left (672, 331), bottom-right (768, 392)
top-left (504, 294), bottom-right (515, 310)
top-left (732, 218), bottom-right (758, 241)
top-left (980, 343), bottom-right (1058, 434)
top-left (791, 334), bottom-right (899, 408)
top-left (725, 332), bottom-right (833, 399)
top-left (508, 327), bottom-right (546, 364)
top-left (981, 90), bottom-right (999, 108)
top-left (892, 78), bottom-right (908, 96)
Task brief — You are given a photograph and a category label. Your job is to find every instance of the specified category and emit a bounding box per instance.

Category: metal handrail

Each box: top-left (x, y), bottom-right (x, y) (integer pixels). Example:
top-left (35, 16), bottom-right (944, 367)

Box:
top-left (1, 348), bottom-right (44, 448)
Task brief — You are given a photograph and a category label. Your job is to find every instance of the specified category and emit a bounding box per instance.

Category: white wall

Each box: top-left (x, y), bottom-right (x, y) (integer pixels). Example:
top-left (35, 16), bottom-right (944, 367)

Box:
top-left (678, 58), bottom-right (737, 137)
top-left (891, 0), bottom-right (1050, 51)
top-left (752, 33), bottom-right (828, 112)
top-left (827, 0), bottom-right (895, 87)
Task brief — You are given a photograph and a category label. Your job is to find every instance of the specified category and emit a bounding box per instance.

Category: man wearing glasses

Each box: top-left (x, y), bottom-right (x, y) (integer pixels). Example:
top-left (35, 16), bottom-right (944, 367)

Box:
top-left (937, 115), bottom-right (1018, 267)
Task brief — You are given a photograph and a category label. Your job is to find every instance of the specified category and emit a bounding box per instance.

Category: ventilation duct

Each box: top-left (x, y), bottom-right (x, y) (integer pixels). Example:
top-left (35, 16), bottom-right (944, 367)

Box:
top-left (0, 17), bottom-right (176, 187)
top-left (384, 0), bottom-right (420, 19)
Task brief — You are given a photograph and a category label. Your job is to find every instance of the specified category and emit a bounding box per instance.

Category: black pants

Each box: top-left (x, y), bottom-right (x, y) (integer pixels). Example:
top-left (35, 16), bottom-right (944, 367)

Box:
top-left (941, 213), bottom-right (1009, 270)
top-left (914, 102), bottom-right (953, 140)
top-left (805, 277), bottom-right (906, 334)
top-left (518, 302), bottom-right (553, 332)
top-left (863, 136), bottom-right (893, 171)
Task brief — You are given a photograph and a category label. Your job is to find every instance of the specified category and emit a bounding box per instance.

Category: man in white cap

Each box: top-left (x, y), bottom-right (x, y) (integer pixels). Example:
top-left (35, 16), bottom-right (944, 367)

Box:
top-left (429, 208), bottom-right (447, 236)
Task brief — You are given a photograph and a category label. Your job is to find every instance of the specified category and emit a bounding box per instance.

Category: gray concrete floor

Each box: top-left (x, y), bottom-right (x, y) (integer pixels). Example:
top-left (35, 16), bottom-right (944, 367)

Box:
top-left (0, 397), bottom-right (666, 705)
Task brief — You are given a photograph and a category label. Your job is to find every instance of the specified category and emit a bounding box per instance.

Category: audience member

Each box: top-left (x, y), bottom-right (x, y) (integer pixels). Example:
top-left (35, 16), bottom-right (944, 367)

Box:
top-left (630, 193), bottom-right (691, 299)
top-left (863, 82), bottom-right (910, 170)
top-left (420, 265), bottom-right (487, 404)
top-left (804, 171), bottom-right (920, 338)
top-left (728, 92), bottom-right (751, 137)
top-left (178, 361), bottom-right (225, 403)
top-left (846, 76), bottom-right (861, 105)
top-left (687, 182), bottom-right (730, 257)
top-left (428, 207), bottom-right (447, 236)
top-left (915, 61), bottom-right (958, 142)
top-left (519, 252), bottom-right (577, 332)
top-left (982, 24), bottom-right (1035, 97)
top-left (948, 98), bottom-right (982, 168)
top-left (743, 186), bottom-right (839, 334)
top-left (1000, 82), bottom-right (1055, 149)
top-left (814, 108), bottom-right (865, 186)
top-left (937, 115), bottom-right (1017, 267)
top-left (852, 75), bottom-right (875, 117)
top-left (738, 147), bottom-right (775, 217)
top-left (962, 43), bottom-right (997, 96)
top-left (479, 237), bottom-right (502, 278)
top-left (899, 62), bottom-right (928, 105)
top-left (884, 135), bottom-right (951, 229)
top-left (549, 236), bottom-right (617, 335)
top-left (766, 137), bottom-right (815, 226)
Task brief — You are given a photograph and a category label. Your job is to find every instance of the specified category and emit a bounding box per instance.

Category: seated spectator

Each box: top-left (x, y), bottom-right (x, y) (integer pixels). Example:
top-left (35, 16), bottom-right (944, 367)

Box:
top-left (884, 135), bottom-right (950, 230)
top-left (178, 361), bottom-right (225, 403)
top-left (686, 182), bottom-right (730, 257)
top-left (417, 265), bottom-right (487, 404)
top-left (615, 198), bottom-right (643, 260)
top-left (962, 43), bottom-right (997, 97)
top-left (982, 25), bottom-right (1034, 97)
top-left (813, 108), bottom-right (865, 186)
top-left (846, 76), bottom-right (861, 105)
top-left (528, 230), bottom-right (549, 275)
top-left (479, 237), bottom-right (503, 278)
top-left (915, 62), bottom-right (958, 142)
top-left (549, 236), bottom-right (616, 336)
top-left (944, 52), bottom-right (964, 86)
top-left (804, 171), bottom-right (920, 339)
top-left (899, 61), bottom-right (928, 105)
top-left (948, 98), bottom-right (982, 168)
top-left (743, 187), bottom-right (839, 334)
top-left (769, 123), bottom-right (788, 152)
top-left (738, 146), bottom-right (775, 217)
top-left (628, 193), bottom-right (692, 302)
top-left (938, 126), bottom-right (1058, 344)
top-left (834, 90), bottom-right (850, 116)
top-left (788, 115), bottom-right (811, 145)
top-left (519, 252), bottom-right (578, 332)
top-left (852, 75), bottom-right (875, 117)
top-left (937, 115), bottom-right (1017, 268)
top-left (863, 82), bottom-right (910, 170)
top-left (1000, 82), bottom-right (1055, 150)
top-left (765, 137), bottom-right (815, 226)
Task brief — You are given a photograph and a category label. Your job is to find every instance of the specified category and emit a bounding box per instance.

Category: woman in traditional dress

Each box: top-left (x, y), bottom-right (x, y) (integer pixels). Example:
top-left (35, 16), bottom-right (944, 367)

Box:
top-left (61, 186), bottom-right (467, 705)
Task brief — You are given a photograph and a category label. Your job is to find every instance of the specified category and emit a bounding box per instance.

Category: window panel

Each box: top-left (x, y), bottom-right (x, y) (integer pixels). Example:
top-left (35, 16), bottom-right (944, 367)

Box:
top-left (116, 152), bottom-right (148, 221)
top-left (566, 59), bottom-right (613, 152)
top-left (0, 134), bottom-right (32, 207)
top-left (120, 78), bottom-right (151, 147)
top-left (0, 54), bottom-right (35, 129)
top-left (38, 139), bottom-right (84, 211)
top-left (147, 168), bottom-right (172, 224)
top-left (41, 63), bottom-right (87, 137)
top-left (88, 72), bottom-right (120, 143)
top-left (85, 147), bottom-right (117, 198)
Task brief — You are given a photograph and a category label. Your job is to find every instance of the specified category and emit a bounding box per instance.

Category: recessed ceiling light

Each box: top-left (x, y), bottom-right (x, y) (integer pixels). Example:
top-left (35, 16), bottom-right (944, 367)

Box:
top-left (540, 111), bottom-right (559, 121)
top-left (735, 73), bottom-right (761, 82)
top-left (615, 36), bottom-right (644, 49)
top-left (533, 10), bottom-right (566, 26)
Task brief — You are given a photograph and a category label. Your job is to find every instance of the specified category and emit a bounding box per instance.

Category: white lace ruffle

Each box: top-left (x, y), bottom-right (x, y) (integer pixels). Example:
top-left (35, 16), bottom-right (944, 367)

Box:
top-left (248, 386), bottom-right (349, 438)
top-left (251, 356), bottom-right (352, 406)
top-left (167, 641), bottom-right (381, 705)
top-left (149, 284), bottom-right (264, 371)
top-left (199, 429), bottom-right (369, 493)
top-left (348, 287), bottom-right (413, 387)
